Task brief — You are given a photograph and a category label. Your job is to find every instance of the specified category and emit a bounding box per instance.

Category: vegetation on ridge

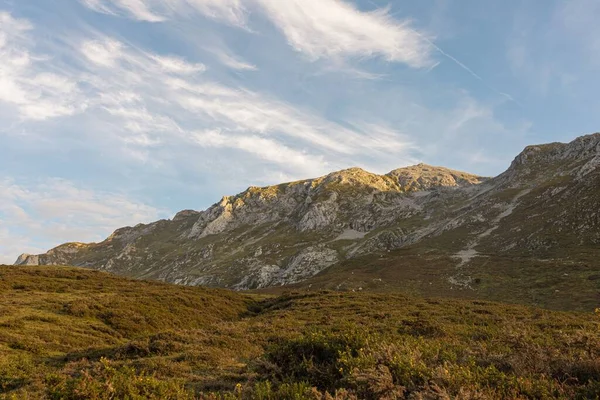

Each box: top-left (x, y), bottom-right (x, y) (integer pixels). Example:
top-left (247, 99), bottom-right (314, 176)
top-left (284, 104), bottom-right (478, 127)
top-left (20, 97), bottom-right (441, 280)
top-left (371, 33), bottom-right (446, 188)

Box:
top-left (1, 266), bottom-right (600, 399)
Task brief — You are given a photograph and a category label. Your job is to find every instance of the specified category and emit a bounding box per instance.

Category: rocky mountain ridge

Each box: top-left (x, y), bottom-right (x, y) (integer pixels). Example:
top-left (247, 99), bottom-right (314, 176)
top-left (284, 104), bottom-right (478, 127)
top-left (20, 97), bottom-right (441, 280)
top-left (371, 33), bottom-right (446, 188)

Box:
top-left (15, 133), bottom-right (600, 309)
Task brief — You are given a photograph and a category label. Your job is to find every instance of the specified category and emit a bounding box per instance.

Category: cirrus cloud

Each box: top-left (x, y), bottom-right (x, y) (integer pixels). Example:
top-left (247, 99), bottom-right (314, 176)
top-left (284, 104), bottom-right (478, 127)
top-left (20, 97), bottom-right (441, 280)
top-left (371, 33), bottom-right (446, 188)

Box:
top-left (255, 0), bottom-right (433, 67)
top-left (0, 12), bottom-right (85, 120)
top-left (77, 0), bottom-right (434, 68)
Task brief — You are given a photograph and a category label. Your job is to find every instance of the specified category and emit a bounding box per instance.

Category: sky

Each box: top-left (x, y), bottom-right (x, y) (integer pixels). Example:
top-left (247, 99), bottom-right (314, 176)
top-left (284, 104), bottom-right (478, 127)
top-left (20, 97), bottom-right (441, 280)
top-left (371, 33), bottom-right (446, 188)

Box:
top-left (1, 0), bottom-right (600, 263)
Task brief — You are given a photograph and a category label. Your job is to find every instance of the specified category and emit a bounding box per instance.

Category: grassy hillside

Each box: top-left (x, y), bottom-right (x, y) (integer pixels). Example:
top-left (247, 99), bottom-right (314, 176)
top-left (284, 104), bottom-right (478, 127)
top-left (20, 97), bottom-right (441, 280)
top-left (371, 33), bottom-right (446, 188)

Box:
top-left (286, 246), bottom-right (600, 312)
top-left (1, 266), bottom-right (599, 399)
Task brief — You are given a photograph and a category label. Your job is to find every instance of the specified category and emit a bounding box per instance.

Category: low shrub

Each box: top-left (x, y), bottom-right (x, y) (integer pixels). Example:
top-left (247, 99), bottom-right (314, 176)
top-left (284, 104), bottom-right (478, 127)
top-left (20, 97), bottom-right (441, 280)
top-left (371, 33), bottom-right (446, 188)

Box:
top-left (45, 358), bottom-right (193, 400)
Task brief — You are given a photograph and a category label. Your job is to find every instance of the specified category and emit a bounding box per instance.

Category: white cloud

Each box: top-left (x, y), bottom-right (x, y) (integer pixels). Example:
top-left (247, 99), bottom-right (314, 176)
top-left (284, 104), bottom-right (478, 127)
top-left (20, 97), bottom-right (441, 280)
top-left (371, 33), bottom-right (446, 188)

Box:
top-left (79, 0), bottom-right (119, 16)
top-left (78, 0), bottom-right (433, 68)
top-left (255, 0), bottom-right (433, 67)
top-left (176, 0), bottom-right (247, 26)
top-left (396, 93), bottom-right (530, 172)
top-left (174, 80), bottom-right (414, 161)
top-left (173, 81), bottom-right (348, 152)
top-left (0, 177), bottom-right (164, 264)
top-left (117, 0), bottom-right (165, 21)
top-left (67, 35), bottom-right (415, 176)
top-left (208, 48), bottom-right (257, 71)
top-left (79, 0), bottom-right (246, 25)
top-left (0, 10), bottom-right (33, 34)
top-left (0, 12), bottom-right (85, 120)
top-left (81, 39), bottom-right (124, 67)
top-left (79, 0), bottom-right (164, 22)
top-left (192, 129), bottom-right (327, 174)
top-left (150, 54), bottom-right (206, 74)
top-left (0, 11), bottom-right (493, 181)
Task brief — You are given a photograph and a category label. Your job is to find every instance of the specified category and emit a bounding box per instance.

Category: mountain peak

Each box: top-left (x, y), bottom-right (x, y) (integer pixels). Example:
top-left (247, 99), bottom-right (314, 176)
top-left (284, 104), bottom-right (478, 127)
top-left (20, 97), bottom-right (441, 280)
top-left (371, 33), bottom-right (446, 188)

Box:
top-left (173, 210), bottom-right (201, 221)
top-left (508, 132), bottom-right (600, 174)
top-left (318, 167), bottom-right (399, 191)
top-left (386, 164), bottom-right (486, 191)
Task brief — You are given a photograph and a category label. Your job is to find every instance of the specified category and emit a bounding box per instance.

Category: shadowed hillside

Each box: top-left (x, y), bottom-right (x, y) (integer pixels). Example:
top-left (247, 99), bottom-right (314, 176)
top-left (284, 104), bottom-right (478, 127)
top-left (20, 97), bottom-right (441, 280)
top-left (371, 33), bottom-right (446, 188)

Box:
top-left (1, 266), bottom-right (599, 399)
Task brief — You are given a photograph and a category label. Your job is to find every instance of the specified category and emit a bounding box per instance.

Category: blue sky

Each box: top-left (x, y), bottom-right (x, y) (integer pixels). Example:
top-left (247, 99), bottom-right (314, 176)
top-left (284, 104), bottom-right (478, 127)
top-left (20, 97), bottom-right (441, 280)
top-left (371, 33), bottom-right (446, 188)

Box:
top-left (1, 0), bottom-right (599, 263)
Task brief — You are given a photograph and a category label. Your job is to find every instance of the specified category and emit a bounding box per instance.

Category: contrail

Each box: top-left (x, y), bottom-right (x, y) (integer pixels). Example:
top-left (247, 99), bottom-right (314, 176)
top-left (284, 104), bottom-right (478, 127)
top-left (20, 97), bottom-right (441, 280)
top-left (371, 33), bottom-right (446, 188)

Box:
top-left (411, 28), bottom-right (519, 105)
top-left (367, 0), bottom-right (519, 105)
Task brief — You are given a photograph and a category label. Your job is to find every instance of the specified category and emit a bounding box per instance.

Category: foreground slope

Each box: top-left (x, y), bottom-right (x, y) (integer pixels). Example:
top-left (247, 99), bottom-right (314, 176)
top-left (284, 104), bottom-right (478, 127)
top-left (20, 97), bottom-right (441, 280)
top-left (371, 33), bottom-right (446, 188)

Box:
top-left (1, 266), bottom-right (599, 399)
top-left (15, 133), bottom-right (600, 310)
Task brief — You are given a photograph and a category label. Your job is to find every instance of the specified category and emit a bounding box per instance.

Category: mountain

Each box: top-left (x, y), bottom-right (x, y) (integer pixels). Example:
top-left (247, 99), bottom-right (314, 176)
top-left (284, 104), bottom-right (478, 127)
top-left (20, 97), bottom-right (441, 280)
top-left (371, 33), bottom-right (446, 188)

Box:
top-left (302, 133), bottom-right (600, 310)
top-left (14, 165), bottom-right (486, 287)
top-left (15, 133), bottom-right (600, 310)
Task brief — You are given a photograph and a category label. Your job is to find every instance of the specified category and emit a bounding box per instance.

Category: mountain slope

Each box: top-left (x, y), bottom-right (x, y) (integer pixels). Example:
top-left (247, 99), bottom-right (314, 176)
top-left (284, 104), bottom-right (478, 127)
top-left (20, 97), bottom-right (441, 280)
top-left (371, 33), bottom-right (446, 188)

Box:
top-left (296, 133), bottom-right (600, 310)
top-left (2, 266), bottom-right (599, 399)
top-left (15, 165), bottom-right (485, 288)
top-left (15, 133), bottom-right (600, 310)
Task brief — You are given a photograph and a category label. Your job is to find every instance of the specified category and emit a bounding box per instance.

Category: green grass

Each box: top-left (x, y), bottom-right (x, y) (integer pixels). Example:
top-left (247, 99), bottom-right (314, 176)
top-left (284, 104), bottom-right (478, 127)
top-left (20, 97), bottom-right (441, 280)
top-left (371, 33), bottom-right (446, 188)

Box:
top-left (1, 266), bottom-right (600, 399)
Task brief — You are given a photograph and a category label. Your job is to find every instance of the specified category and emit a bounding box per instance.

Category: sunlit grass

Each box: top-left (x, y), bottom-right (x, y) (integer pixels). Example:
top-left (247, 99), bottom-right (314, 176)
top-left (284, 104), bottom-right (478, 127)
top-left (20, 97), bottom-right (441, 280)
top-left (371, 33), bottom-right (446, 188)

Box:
top-left (1, 266), bottom-right (599, 399)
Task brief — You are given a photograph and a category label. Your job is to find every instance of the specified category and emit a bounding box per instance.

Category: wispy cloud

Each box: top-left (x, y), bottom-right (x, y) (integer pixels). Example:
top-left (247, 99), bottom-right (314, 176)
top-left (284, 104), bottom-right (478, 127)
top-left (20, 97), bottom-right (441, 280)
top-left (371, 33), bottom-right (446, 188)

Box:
top-left (0, 12), bottom-right (86, 120)
top-left (78, 0), bottom-right (434, 69)
top-left (72, 35), bottom-right (416, 175)
top-left (151, 54), bottom-right (206, 74)
top-left (254, 0), bottom-right (434, 67)
top-left (81, 38), bottom-right (124, 67)
top-left (0, 10), bottom-right (417, 179)
top-left (208, 47), bottom-right (257, 71)
top-left (192, 129), bottom-right (327, 175)
top-left (78, 0), bottom-right (164, 22)
top-left (178, 0), bottom-right (247, 26)
top-left (0, 177), bottom-right (163, 264)
top-left (78, 0), bottom-right (246, 25)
